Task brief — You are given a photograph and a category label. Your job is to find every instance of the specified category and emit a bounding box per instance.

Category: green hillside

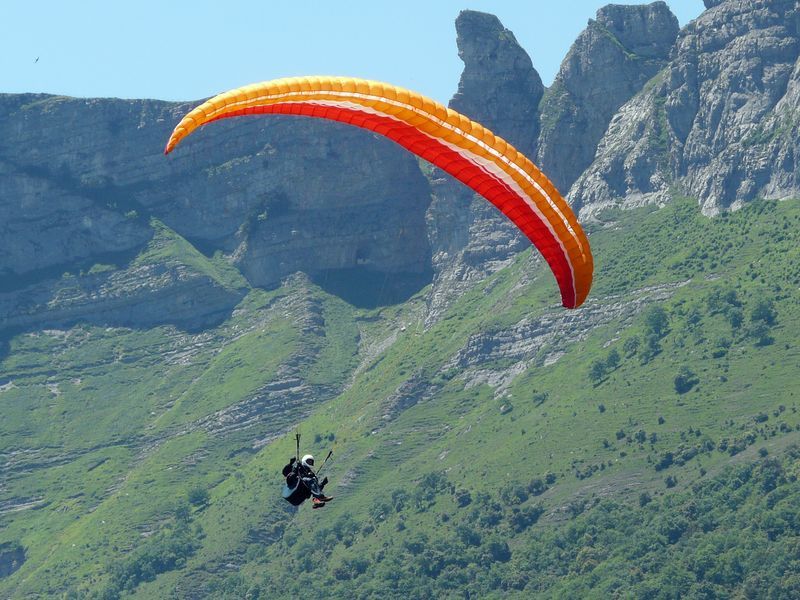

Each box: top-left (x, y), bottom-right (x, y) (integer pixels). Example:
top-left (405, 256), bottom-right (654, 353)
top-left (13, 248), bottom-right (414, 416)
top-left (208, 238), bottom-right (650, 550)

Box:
top-left (1, 197), bottom-right (799, 598)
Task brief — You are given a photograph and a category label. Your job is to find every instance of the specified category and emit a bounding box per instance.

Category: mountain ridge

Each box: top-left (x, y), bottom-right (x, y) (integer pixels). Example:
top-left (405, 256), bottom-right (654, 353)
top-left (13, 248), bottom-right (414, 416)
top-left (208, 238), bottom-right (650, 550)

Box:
top-left (2, 1), bottom-right (800, 597)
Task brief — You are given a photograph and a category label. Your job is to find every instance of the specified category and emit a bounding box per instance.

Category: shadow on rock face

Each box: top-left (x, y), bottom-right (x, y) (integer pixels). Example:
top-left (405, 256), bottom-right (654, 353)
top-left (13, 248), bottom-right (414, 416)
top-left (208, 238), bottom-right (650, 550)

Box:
top-left (310, 267), bottom-right (433, 310)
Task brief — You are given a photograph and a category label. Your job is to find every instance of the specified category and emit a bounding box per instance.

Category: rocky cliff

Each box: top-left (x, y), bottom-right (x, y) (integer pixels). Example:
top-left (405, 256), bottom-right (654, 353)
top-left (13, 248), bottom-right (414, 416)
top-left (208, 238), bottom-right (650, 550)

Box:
top-left (537, 2), bottom-right (679, 193)
top-left (571, 0), bottom-right (800, 216)
top-left (450, 10), bottom-right (544, 157)
top-left (425, 4), bottom-right (681, 322)
top-left (3, 1), bottom-right (798, 332)
top-left (0, 94), bottom-right (432, 331)
top-left (424, 10), bottom-right (545, 323)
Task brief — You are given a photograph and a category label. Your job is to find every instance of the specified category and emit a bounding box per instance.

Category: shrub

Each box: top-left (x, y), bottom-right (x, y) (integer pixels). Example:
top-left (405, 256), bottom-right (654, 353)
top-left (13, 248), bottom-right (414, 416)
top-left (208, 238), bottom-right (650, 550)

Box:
top-left (527, 478), bottom-right (548, 496)
top-left (187, 486), bottom-right (209, 507)
top-left (644, 306), bottom-right (669, 338)
top-left (509, 504), bottom-right (544, 532)
top-left (589, 360), bottom-right (607, 384)
top-left (454, 488), bottom-right (472, 507)
top-left (748, 321), bottom-right (774, 346)
top-left (500, 484), bottom-right (529, 505)
top-left (674, 367), bottom-right (699, 394)
top-left (623, 336), bottom-right (640, 357)
top-left (727, 308), bottom-right (744, 329)
top-left (750, 299), bottom-right (777, 325)
top-left (606, 348), bottom-right (621, 370)
top-left (640, 333), bottom-right (662, 363)
top-left (532, 392), bottom-right (549, 406)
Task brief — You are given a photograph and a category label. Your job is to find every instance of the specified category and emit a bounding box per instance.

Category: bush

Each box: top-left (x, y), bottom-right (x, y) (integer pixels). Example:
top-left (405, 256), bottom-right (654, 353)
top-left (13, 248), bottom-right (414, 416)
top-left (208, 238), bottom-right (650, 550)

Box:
top-left (102, 521), bottom-right (200, 598)
top-left (640, 333), bottom-right (662, 363)
top-left (655, 452), bottom-right (674, 471)
top-left (623, 336), bottom-right (640, 357)
top-left (527, 478), bottom-right (548, 496)
top-left (750, 299), bottom-right (777, 325)
top-left (727, 308), bottom-right (744, 329)
top-left (500, 484), bottom-right (529, 505)
top-left (589, 360), bottom-right (607, 384)
top-left (606, 348), bottom-right (621, 370)
top-left (659, 515), bottom-right (689, 544)
top-left (644, 306), bottom-right (669, 338)
top-left (187, 486), bottom-right (209, 507)
top-left (456, 524), bottom-right (481, 547)
top-left (674, 367), bottom-right (699, 394)
top-left (532, 392), bottom-right (549, 406)
top-left (454, 488), bottom-right (472, 507)
top-left (509, 504), bottom-right (544, 532)
top-left (748, 321), bottom-right (774, 346)
top-left (486, 539), bottom-right (511, 563)
top-left (391, 489), bottom-right (408, 512)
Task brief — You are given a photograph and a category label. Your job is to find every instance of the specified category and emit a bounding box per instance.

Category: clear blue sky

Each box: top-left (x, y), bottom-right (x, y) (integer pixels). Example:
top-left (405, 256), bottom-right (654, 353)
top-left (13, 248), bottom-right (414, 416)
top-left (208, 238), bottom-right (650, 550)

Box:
top-left (2, 0), bottom-right (704, 104)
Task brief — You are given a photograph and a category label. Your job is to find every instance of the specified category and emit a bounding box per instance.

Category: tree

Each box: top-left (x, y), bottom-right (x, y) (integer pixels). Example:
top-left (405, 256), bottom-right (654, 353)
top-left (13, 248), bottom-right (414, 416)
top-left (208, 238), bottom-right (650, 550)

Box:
top-left (623, 336), bottom-right (640, 357)
top-left (640, 333), bottom-right (662, 363)
top-left (748, 321), bottom-right (773, 346)
top-left (644, 306), bottom-right (669, 338)
top-left (727, 307), bottom-right (744, 329)
top-left (674, 367), bottom-right (698, 394)
top-left (187, 486), bottom-right (209, 507)
top-left (606, 348), bottom-right (621, 370)
top-left (589, 359), bottom-right (607, 384)
top-left (750, 299), bottom-right (777, 325)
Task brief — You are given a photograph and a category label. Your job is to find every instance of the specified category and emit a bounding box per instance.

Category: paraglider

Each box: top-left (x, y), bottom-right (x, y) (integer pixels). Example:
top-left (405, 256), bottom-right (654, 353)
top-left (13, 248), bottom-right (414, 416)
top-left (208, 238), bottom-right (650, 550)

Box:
top-left (282, 433), bottom-right (333, 509)
top-left (165, 76), bottom-right (594, 308)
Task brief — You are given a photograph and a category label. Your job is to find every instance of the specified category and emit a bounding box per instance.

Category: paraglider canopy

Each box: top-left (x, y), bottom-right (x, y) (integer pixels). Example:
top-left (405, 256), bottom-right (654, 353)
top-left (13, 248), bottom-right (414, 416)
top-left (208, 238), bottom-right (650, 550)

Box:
top-left (165, 76), bottom-right (593, 308)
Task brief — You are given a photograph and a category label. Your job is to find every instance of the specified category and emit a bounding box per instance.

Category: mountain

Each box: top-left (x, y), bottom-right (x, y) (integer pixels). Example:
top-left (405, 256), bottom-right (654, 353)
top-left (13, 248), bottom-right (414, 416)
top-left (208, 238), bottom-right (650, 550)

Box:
top-left (1, 1), bottom-right (799, 597)
top-left (538, 1), bottom-right (680, 193)
top-left (0, 94), bottom-right (432, 333)
top-left (571, 0), bottom-right (800, 216)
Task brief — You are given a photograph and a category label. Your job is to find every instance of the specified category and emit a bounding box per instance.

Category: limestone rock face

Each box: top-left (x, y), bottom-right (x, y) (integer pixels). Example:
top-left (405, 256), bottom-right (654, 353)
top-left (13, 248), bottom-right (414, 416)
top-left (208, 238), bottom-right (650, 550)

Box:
top-left (0, 93), bottom-right (432, 330)
top-left (537, 1), bottom-right (679, 193)
top-left (0, 94), bottom-right (432, 279)
top-left (449, 10), bottom-right (544, 157)
top-left (571, 0), bottom-right (800, 216)
top-left (426, 5), bottom-right (680, 320)
top-left (4, 1), bottom-right (799, 332)
top-left (426, 10), bottom-right (545, 322)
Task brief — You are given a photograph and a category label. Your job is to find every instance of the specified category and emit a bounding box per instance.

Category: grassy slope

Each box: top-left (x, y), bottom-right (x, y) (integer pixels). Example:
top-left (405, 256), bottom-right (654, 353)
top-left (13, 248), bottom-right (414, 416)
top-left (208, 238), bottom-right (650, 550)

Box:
top-left (141, 197), bottom-right (800, 598)
top-left (0, 197), bottom-right (798, 597)
top-left (0, 226), bottom-right (361, 596)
